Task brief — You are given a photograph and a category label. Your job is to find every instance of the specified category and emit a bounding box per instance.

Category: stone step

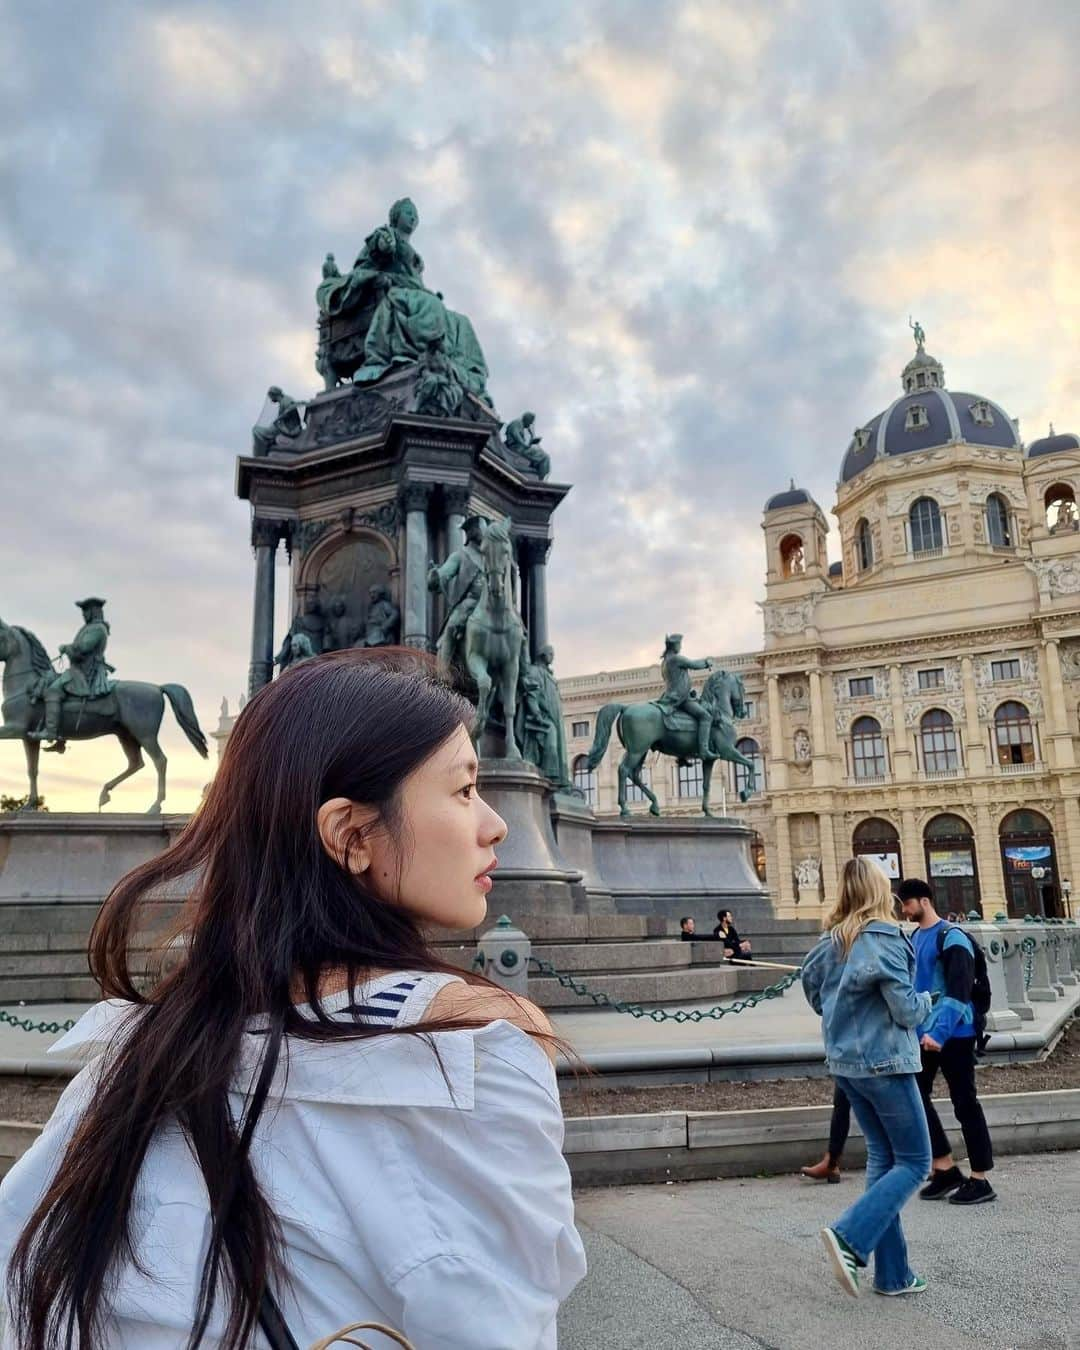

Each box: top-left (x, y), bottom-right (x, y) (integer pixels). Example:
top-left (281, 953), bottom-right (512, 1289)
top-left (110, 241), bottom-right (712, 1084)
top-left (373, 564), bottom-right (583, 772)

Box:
top-left (531, 964), bottom-right (781, 1010)
top-left (537, 940), bottom-right (693, 973)
top-left (0, 975), bottom-right (100, 1003)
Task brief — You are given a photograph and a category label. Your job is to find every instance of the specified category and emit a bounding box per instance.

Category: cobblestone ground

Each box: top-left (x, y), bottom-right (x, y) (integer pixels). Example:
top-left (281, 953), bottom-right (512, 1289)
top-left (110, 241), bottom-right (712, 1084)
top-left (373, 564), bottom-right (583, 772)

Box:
top-left (560, 1151), bottom-right (1079, 1350)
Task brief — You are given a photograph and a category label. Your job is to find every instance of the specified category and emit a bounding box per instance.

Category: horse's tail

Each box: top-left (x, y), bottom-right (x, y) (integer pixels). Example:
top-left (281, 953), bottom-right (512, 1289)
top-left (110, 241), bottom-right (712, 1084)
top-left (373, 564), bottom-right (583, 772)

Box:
top-left (586, 703), bottom-right (625, 771)
top-left (162, 684), bottom-right (209, 759)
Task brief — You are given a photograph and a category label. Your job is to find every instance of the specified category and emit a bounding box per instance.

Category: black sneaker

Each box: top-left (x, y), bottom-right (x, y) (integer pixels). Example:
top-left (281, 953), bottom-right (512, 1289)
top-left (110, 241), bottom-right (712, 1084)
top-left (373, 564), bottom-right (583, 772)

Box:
top-left (949, 1177), bottom-right (997, 1205)
top-left (919, 1166), bottom-right (965, 1200)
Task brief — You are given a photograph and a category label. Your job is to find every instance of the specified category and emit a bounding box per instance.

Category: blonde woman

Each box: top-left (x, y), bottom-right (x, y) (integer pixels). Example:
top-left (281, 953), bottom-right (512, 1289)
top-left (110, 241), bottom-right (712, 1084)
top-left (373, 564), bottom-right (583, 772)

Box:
top-left (801, 857), bottom-right (933, 1299)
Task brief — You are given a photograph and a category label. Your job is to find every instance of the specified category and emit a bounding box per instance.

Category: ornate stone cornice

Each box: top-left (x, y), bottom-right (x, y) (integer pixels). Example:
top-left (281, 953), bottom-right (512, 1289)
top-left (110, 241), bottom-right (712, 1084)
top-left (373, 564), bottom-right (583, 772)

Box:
top-left (294, 501), bottom-right (401, 554)
top-left (443, 486), bottom-right (472, 516)
top-left (251, 517), bottom-right (287, 549)
top-left (519, 536), bottom-right (553, 567)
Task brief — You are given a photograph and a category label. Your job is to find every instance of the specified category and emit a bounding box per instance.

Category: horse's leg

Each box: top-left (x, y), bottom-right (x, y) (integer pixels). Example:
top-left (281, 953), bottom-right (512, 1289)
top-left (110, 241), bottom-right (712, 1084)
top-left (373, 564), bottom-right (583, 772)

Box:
top-left (616, 752), bottom-right (631, 818)
top-left (142, 734), bottom-right (168, 815)
top-left (23, 739), bottom-right (41, 809)
top-left (99, 731), bottom-right (144, 809)
top-left (631, 752), bottom-right (661, 816)
top-left (466, 644), bottom-right (492, 743)
top-left (501, 639), bottom-right (522, 759)
top-left (702, 758), bottom-right (713, 818)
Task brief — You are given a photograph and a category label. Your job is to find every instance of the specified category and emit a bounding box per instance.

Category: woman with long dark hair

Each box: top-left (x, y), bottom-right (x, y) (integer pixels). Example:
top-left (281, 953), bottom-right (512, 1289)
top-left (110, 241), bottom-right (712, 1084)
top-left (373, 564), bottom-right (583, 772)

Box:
top-left (0, 649), bottom-right (586, 1348)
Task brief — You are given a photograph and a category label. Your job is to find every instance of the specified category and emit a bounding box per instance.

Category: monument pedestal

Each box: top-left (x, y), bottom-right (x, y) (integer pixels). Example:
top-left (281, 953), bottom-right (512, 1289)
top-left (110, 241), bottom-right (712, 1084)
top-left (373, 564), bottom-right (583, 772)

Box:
top-left (478, 759), bottom-right (583, 914)
top-left (550, 791), bottom-right (614, 913)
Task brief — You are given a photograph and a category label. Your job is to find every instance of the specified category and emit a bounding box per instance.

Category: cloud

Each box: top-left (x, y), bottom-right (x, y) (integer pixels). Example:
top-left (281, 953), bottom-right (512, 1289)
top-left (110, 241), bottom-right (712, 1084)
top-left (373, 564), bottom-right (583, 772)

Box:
top-left (2, 0), bottom-right (1078, 809)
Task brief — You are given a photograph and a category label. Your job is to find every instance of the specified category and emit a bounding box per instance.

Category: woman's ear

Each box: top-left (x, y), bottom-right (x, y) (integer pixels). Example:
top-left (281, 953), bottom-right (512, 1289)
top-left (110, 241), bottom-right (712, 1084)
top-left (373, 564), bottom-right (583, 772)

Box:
top-left (316, 797), bottom-right (373, 874)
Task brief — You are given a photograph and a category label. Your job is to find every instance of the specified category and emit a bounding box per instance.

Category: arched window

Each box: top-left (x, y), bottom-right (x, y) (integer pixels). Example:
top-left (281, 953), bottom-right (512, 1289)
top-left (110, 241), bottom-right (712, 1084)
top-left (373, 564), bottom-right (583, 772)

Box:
top-left (734, 737), bottom-right (764, 797)
top-left (851, 716), bottom-right (887, 779)
top-left (625, 762), bottom-right (652, 804)
top-left (780, 533), bottom-right (805, 576)
top-left (676, 760), bottom-right (703, 798)
top-left (920, 708), bottom-right (959, 774)
top-left (985, 494), bottom-right (1012, 547)
top-left (909, 497), bottom-right (943, 554)
top-left (855, 518), bottom-right (874, 571)
top-left (852, 817), bottom-right (901, 880)
top-left (924, 813), bottom-right (979, 915)
top-left (749, 829), bottom-right (767, 881)
top-left (572, 754), bottom-right (597, 805)
top-left (994, 701), bottom-right (1035, 766)
top-left (1044, 483), bottom-right (1077, 533)
top-left (999, 809), bottom-right (1059, 918)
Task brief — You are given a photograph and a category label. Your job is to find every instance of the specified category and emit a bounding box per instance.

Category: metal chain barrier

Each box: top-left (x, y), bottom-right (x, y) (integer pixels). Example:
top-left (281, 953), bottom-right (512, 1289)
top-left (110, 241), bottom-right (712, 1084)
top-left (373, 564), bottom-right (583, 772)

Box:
top-left (528, 954), bottom-right (800, 1023)
top-left (0, 1008), bottom-right (76, 1035)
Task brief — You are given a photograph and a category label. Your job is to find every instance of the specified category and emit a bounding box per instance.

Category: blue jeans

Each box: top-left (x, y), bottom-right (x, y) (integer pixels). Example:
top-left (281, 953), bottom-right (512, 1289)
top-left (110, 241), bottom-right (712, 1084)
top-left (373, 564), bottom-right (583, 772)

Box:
top-left (832, 1073), bottom-right (931, 1293)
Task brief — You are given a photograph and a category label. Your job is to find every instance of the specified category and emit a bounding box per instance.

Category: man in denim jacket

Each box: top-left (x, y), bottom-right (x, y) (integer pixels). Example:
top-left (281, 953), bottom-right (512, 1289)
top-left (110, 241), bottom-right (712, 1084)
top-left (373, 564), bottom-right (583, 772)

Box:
top-left (897, 878), bottom-right (996, 1206)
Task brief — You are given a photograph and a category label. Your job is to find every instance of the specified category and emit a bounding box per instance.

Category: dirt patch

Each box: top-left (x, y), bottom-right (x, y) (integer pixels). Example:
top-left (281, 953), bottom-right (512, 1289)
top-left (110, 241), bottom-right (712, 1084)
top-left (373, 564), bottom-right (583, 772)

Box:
top-left (560, 1015), bottom-right (1080, 1117)
top-left (1, 1019), bottom-right (1076, 1127)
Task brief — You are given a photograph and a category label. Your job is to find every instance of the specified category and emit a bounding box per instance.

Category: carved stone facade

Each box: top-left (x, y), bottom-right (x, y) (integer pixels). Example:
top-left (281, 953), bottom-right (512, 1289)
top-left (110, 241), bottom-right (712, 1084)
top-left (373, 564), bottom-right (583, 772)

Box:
top-left (561, 343), bottom-right (1080, 921)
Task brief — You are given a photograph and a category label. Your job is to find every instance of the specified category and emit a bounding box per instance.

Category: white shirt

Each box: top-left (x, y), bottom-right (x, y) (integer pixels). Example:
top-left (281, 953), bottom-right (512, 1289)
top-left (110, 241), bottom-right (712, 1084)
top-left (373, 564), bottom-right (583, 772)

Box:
top-left (0, 972), bottom-right (586, 1348)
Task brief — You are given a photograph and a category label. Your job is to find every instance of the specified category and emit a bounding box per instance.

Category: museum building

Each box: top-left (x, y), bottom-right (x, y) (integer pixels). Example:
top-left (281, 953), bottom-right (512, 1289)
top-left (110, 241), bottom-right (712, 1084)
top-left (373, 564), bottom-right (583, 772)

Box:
top-left (560, 341), bottom-right (1080, 921)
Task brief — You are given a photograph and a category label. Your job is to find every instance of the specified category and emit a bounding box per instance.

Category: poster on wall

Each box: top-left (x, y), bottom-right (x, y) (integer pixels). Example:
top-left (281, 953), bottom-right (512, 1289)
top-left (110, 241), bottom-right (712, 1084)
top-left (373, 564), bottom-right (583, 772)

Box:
top-left (866, 852), bottom-right (901, 879)
top-left (929, 848), bottom-right (975, 879)
top-left (1004, 844), bottom-right (1052, 872)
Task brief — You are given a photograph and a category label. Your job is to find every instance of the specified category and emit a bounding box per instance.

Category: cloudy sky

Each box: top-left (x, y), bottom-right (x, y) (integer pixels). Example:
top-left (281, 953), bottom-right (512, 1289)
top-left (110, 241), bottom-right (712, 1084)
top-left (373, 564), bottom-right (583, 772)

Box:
top-left (2, 0), bottom-right (1079, 811)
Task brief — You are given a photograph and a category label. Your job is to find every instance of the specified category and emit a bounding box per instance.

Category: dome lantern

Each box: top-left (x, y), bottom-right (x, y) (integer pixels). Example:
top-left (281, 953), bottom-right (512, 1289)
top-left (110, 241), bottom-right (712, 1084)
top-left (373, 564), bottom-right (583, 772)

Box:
top-left (901, 321), bottom-right (945, 394)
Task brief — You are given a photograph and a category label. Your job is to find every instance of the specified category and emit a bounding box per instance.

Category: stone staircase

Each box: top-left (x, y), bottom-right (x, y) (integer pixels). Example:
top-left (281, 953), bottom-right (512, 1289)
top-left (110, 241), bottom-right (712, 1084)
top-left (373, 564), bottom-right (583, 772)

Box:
top-left (0, 899), bottom-right (822, 1011)
top-left (434, 914), bottom-right (822, 1011)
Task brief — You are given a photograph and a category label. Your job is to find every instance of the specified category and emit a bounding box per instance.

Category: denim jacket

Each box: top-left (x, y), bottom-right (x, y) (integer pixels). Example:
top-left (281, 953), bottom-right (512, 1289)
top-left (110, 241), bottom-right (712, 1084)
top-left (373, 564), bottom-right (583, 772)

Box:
top-left (801, 921), bottom-right (933, 1078)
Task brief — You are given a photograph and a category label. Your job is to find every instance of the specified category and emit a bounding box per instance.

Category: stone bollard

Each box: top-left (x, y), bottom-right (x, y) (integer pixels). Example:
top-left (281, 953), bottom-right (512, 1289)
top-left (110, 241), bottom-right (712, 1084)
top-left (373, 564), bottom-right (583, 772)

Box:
top-left (1066, 921), bottom-right (1080, 986)
top-left (962, 921), bottom-right (1021, 1033)
top-left (995, 916), bottom-right (1035, 1022)
top-left (1048, 920), bottom-right (1076, 987)
top-left (1022, 918), bottom-right (1060, 1002)
top-left (473, 915), bottom-right (531, 996)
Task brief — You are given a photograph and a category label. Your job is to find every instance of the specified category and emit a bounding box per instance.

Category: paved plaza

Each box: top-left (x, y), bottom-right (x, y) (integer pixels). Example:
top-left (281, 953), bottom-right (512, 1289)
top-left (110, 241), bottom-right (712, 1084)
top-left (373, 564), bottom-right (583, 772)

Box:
top-left (560, 1152), bottom-right (1079, 1350)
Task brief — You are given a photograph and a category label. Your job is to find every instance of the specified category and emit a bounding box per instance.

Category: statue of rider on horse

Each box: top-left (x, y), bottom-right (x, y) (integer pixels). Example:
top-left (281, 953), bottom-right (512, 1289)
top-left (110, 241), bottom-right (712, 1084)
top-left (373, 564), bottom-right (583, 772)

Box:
top-left (0, 600), bottom-right (208, 813)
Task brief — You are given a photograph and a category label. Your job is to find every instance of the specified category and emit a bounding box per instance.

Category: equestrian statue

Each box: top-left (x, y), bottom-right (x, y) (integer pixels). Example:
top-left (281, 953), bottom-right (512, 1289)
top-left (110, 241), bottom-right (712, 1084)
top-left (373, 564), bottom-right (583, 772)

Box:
top-left (0, 599), bottom-right (208, 813)
top-left (585, 636), bottom-right (756, 818)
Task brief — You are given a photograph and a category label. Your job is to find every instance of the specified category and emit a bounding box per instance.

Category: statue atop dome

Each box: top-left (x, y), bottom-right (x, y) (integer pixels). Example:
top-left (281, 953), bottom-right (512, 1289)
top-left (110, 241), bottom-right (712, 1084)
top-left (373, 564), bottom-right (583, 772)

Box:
top-left (909, 315), bottom-right (926, 351)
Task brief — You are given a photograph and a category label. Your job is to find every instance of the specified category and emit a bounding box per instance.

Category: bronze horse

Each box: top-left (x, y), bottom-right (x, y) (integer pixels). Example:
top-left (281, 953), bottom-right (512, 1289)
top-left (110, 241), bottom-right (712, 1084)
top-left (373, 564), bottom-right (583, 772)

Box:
top-left (463, 517), bottom-right (524, 756)
top-left (0, 618), bottom-right (208, 813)
top-left (586, 668), bottom-right (755, 818)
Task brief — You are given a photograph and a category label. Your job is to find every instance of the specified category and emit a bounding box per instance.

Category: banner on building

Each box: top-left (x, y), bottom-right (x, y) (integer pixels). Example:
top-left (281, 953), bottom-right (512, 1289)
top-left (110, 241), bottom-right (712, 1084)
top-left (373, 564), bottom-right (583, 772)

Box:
top-left (929, 848), bottom-right (975, 879)
top-left (1004, 844), bottom-right (1052, 873)
top-left (866, 852), bottom-right (901, 880)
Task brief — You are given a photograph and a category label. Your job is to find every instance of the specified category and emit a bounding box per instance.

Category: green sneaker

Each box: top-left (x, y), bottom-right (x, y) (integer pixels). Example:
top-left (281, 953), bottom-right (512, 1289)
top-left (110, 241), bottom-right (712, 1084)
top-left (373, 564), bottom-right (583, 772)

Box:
top-left (875, 1275), bottom-right (928, 1297)
top-left (820, 1227), bottom-right (860, 1297)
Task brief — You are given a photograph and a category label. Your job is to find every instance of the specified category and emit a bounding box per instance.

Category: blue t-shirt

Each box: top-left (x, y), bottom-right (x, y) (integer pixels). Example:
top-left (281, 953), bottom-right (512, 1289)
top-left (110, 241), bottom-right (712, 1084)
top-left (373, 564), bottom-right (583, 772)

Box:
top-left (912, 920), bottom-right (976, 1043)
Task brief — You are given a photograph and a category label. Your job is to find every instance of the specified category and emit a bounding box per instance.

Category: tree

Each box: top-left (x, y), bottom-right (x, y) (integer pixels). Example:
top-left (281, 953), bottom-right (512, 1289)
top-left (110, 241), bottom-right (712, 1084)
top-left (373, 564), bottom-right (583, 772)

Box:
top-left (0, 794), bottom-right (47, 813)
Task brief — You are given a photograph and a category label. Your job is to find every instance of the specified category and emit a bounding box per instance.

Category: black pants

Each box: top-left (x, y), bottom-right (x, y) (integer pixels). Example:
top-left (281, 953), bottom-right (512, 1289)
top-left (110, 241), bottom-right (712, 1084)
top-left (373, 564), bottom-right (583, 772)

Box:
top-left (828, 1082), bottom-right (851, 1161)
top-left (917, 1038), bottom-right (994, 1173)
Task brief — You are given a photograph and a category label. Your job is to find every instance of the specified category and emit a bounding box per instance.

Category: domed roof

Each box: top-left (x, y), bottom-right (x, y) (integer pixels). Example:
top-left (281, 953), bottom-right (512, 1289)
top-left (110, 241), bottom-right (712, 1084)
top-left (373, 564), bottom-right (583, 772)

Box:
top-left (765, 482), bottom-right (820, 512)
top-left (840, 337), bottom-right (1021, 484)
top-left (1027, 428), bottom-right (1080, 459)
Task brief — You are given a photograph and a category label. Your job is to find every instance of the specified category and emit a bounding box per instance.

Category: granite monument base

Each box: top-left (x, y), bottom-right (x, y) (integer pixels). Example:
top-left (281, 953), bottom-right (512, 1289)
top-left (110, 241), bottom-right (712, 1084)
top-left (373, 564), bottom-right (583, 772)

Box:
top-left (476, 759), bottom-right (584, 914)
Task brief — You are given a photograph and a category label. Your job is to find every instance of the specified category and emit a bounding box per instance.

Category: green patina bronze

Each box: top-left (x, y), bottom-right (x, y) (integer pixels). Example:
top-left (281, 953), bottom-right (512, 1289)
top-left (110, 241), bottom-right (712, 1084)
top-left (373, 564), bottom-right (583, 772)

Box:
top-left (516, 644), bottom-right (571, 788)
top-left (656, 634), bottom-right (714, 762)
top-left (0, 606), bottom-right (208, 813)
top-left (252, 386), bottom-right (304, 456)
top-left (586, 657), bottom-right (756, 819)
top-left (316, 197), bottom-right (490, 400)
top-left (463, 517), bottom-right (525, 754)
top-left (428, 515), bottom-right (487, 671)
top-left (275, 596), bottom-right (325, 672)
top-left (503, 412), bottom-right (550, 479)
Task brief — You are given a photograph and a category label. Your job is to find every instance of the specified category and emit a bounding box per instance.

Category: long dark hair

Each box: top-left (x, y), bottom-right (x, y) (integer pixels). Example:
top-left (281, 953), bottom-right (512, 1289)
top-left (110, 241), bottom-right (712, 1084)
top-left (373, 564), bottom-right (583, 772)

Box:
top-left (9, 648), bottom-right (484, 1350)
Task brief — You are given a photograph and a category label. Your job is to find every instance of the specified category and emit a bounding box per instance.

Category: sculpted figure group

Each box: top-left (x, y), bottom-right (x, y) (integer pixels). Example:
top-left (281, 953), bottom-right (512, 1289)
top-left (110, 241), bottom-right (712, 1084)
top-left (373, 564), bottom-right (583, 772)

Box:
top-left (275, 586), bottom-right (401, 674)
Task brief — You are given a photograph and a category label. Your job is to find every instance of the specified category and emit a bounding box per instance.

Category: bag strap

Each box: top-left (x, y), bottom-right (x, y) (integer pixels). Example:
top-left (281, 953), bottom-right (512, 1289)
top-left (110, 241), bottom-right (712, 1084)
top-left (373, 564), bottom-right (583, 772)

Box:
top-left (309, 1323), bottom-right (416, 1350)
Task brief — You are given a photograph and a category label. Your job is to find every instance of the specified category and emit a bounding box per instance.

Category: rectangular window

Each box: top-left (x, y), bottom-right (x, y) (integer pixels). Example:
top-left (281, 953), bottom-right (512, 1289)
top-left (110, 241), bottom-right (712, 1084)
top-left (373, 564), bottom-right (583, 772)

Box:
top-left (571, 720), bottom-right (590, 738)
top-left (849, 676), bottom-right (874, 697)
top-left (676, 761), bottom-right (703, 798)
top-left (625, 765), bottom-right (652, 804)
top-left (918, 668), bottom-right (945, 690)
top-left (742, 699), bottom-right (756, 720)
top-left (991, 659), bottom-right (1021, 682)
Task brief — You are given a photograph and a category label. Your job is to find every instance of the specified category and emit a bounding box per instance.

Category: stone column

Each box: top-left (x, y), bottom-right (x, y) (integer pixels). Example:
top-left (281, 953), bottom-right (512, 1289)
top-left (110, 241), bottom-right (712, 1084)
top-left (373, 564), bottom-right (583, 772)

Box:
top-left (1041, 638), bottom-right (1075, 768)
top-left (818, 810), bottom-right (839, 906)
top-left (900, 808), bottom-right (922, 884)
top-left (248, 518), bottom-right (281, 694)
top-left (444, 485), bottom-right (470, 555)
top-left (809, 670), bottom-right (831, 787)
top-left (400, 483), bottom-right (432, 650)
top-left (522, 537), bottom-right (552, 658)
top-left (887, 664), bottom-right (913, 781)
top-left (766, 675), bottom-right (788, 790)
top-left (974, 802), bottom-right (1005, 917)
top-left (960, 655), bottom-right (987, 775)
top-left (1060, 796), bottom-right (1080, 917)
top-left (774, 811), bottom-right (794, 913)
